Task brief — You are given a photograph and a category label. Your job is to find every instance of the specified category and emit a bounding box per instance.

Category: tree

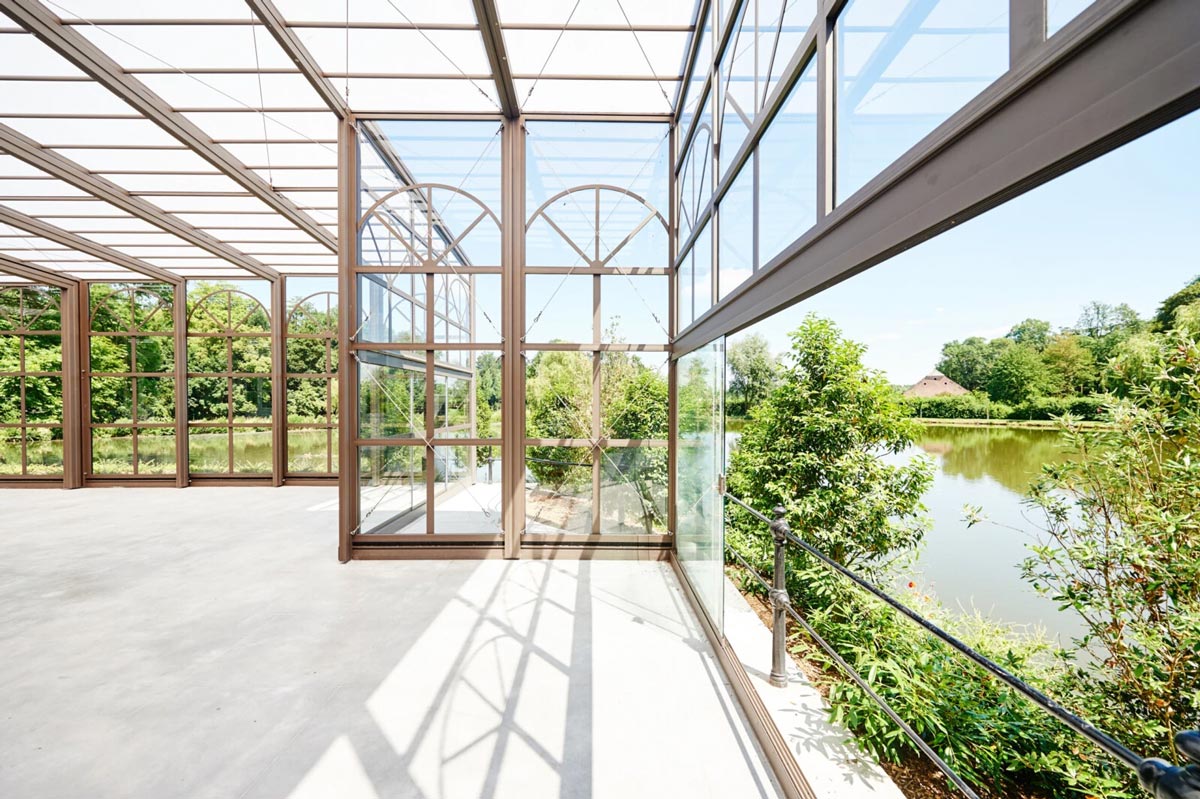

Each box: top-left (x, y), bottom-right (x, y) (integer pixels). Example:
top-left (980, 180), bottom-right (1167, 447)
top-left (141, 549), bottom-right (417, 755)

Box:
top-left (1151, 274), bottom-right (1200, 332)
top-left (1005, 318), bottom-right (1053, 351)
top-left (937, 336), bottom-right (1010, 392)
top-left (1016, 329), bottom-right (1200, 782)
top-left (1040, 333), bottom-right (1096, 395)
top-left (524, 350), bottom-right (591, 490)
top-left (726, 333), bottom-right (776, 417)
top-left (726, 314), bottom-right (934, 572)
top-left (987, 344), bottom-right (1052, 403)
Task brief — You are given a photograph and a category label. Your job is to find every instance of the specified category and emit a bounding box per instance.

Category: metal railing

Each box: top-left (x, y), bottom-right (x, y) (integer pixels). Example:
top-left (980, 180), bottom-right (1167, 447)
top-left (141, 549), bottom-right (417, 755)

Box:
top-left (721, 490), bottom-right (1200, 799)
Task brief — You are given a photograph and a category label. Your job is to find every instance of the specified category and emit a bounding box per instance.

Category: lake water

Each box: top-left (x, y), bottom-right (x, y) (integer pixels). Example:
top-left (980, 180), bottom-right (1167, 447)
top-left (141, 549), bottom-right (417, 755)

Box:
top-left (901, 425), bottom-right (1085, 646)
top-left (726, 423), bottom-right (1086, 646)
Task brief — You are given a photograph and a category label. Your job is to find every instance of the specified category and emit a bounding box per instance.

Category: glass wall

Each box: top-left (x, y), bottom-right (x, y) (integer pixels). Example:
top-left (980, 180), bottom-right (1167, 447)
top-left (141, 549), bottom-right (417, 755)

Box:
top-left (525, 120), bottom-right (671, 536)
top-left (355, 120), bottom-right (503, 536)
top-left (0, 285), bottom-right (63, 478)
top-left (835, 0), bottom-right (1009, 203)
top-left (284, 276), bottom-right (338, 476)
top-left (186, 280), bottom-right (272, 476)
top-left (675, 339), bottom-right (725, 628)
top-left (88, 283), bottom-right (176, 478)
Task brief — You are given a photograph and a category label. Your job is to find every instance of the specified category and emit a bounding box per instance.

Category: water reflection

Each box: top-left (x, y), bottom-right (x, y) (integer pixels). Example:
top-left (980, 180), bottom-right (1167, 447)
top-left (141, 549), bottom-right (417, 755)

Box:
top-left (903, 424), bottom-right (1085, 646)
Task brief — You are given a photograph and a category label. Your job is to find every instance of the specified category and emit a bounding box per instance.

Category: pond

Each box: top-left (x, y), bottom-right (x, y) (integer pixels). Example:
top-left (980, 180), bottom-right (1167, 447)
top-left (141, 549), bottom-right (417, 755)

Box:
top-left (726, 423), bottom-right (1087, 646)
top-left (901, 424), bottom-right (1086, 646)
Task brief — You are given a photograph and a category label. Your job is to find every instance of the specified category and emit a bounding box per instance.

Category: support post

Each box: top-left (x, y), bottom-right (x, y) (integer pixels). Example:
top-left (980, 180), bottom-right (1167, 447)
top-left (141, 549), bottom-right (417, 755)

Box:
top-left (174, 281), bottom-right (188, 488)
top-left (271, 277), bottom-right (285, 486)
top-left (769, 504), bottom-right (790, 688)
top-left (60, 281), bottom-right (83, 489)
top-left (337, 116), bottom-right (359, 562)
top-left (500, 117), bottom-right (526, 559)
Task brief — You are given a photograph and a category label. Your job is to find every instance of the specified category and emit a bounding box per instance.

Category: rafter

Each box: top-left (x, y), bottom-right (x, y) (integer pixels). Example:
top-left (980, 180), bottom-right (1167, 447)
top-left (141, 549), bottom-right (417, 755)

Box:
top-left (246, 0), bottom-right (350, 120)
top-left (471, 0), bottom-right (520, 118)
top-left (2, 0), bottom-right (336, 254)
top-left (0, 124), bottom-right (278, 280)
top-left (0, 205), bottom-right (181, 284)
top-left (0, 252), bottom-right (77, 288)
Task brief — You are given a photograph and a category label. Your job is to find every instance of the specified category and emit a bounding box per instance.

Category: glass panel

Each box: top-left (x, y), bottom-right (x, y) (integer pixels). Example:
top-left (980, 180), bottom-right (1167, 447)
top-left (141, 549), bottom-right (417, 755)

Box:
top-left (0, 431), bottom-right (21, 474)
top-left (287, 428), bottom-right (330, 474)
top-left (601, 352), bottom-right (669, 440)
top-left (430, 446), bottom-right (502, 534)
top-left (25, 429), bottom-right (63, 476)
top-left (357, 274), bottom-right (425, 344)
top-left (92, 429), bottom-right (134, 475)
top-left (694, 220), bottom-right (714, 321)
top-left (136, 430), bottom-right (176, 475)
top-left (719, 159), bottom-right (755, 300)
top-left (676, 339), bottom-right (725, 629)
top-left (189, 429), bottom-right (227, 473)
top-left (358, 445), bottom-right (427, 535)
top-left (759, 57), bottom-right (818, 265)
top-left (601, 275), bottom-right (669, 345)
top-left (25, 376), bottom-right (63, 422)
top-left (231, 377), bottom-right (271, 421)
top-left (525, 275), bottom-right (593, 343)
top-left (599, 446), bottom-right (668, 534)
top-left (836, 0), bottom-right (1009, 204)
top-left (526, 446), bottom-right (593, 534)
top-left (358, 355), bottom-right (426, 439)
top-left (134, 336), bottom-right (174, 373)
top-left (678, 251), bottom-right (695, 331)
top-left (719, 4), bottom-right (756, 172)
top-left (90, 335), bottom-right (132, 372)
top-left (231, 427), bottom-right (272, 473)
top-left (525, 350), bottom-right (593, 439)
top-left (136, 378), bottom-right (175, 422)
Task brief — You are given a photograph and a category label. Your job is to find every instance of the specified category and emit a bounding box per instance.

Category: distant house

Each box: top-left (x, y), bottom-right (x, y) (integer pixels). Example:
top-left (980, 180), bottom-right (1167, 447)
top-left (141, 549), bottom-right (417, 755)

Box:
top-left (904, 370), bottom-right (969, 398)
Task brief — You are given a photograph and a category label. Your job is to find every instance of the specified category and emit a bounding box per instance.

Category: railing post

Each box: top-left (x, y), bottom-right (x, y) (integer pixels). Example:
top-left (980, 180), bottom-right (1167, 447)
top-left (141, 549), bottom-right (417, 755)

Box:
top-left (769, 505), bottom-right (790, 688)
top-left (1140, 730), bottom-right (1200, 799)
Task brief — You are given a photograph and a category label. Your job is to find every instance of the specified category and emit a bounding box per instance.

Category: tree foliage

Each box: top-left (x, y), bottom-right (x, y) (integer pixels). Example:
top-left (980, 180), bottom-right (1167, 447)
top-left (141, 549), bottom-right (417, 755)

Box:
top-left (727, 314), bottom-right (933, 571)
top-left (726, 333), bottom-right (777, 417)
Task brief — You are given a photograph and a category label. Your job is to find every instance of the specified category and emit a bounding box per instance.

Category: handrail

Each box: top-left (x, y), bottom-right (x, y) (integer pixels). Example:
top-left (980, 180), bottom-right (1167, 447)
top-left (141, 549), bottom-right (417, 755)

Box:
top-left (722, 489), bottom-right (1200, 799)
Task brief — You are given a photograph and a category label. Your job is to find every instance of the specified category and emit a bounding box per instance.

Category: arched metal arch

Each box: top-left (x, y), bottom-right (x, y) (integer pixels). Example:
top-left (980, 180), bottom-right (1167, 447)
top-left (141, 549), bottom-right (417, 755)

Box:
top-left (526, 184), bottom-right (667, 268)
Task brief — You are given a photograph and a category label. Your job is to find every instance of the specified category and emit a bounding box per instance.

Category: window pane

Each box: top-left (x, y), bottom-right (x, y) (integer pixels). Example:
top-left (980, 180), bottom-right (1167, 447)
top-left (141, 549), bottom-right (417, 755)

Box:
top-left (358, 445), bottom-right (427, 535)
top-left (836, 0), bottom-right (1009, 203)
top-left (759, 57), bottom-right (818, 265)
top-left (359, 355), bottom-right (426, 440)
top-left (600, 447), bottom-right (668, 534)
top-left (92, 429), bottom-right (134, 474)
top-left (526, 446), bottom-right (592, 534)
top-left (719, 159), bottom-right (755, 300)
top-left (525, 350), bottom-right (592, 439)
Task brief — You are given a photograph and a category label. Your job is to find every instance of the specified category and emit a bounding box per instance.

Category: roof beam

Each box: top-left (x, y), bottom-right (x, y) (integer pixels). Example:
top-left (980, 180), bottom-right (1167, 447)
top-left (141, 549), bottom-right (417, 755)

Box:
top-left (247, 0), bottom-right (350, 120)
top-left (0, 124), bottom-right (278, 280)
top-left (471, 0), bottom-right (520, 118)
top-left (3, 0), bottom-right (336, 254)
top-left (0, 205), bottom-right (181, 284)
top-left (0, 253), bottom-right (77, 287)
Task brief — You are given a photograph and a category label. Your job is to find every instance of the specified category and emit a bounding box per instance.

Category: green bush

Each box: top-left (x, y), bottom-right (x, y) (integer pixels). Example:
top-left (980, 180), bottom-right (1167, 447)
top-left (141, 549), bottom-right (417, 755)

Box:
top-left (903, 392), bottom-right (1012, 420)
top-left (1007, 395), bottom-right (1106, 421)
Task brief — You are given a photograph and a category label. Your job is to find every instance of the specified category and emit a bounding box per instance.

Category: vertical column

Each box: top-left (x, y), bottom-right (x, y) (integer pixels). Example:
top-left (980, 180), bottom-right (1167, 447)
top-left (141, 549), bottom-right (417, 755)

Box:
top-left (337, 115), bottom-right (359, 562)
top-left (271, 277), bottom-right (286, 486)
top-left (173, 280), bottom-right (188, 487)
top-left (667, 123), bottom-right (678, 535)
top-left (1010, 0), bottom-right (1046, 66)
top-left (591, 188), bottom-right (602, 536)
top-left (60, 280), bottom-right (83, 489)
top-left (501, 117), bottom-right (525, 559)
top-left (815, 6), bottom-right (836, 220)
top-left (425, 274), bottom-right (436, 535)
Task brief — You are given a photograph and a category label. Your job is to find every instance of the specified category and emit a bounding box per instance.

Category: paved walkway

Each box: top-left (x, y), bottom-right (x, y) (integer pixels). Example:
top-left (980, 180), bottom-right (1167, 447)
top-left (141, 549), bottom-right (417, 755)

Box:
top-left (0, 487), bottom-right (780, 799)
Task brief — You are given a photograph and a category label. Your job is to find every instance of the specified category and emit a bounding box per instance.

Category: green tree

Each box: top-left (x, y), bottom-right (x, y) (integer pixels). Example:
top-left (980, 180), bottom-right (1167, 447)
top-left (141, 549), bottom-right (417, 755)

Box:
top-left (726, 314), bottom-right (934, 571)
top-left (726, 333), bottom-right (777, 417)
top-left (1005, 318), bottom-right (1053, 351)
top-left (1013, 329), bottom-right (1200, 792)
top-left (1150, 274), bottom-right (1200, 332)
top-left (937, 336), bottom-right (1010, 392)
top-left (987, 343), bottom-right (1051, 404)
top-left (1040, 333), bottom-right (1096, 395)
top-left (525, 349), bottom-right (591, 490)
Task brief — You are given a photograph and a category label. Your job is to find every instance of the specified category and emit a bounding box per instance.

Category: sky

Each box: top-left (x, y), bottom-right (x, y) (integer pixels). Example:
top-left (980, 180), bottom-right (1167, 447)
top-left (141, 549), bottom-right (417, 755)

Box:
top-left (732, 109), bottom-right (1200, 386)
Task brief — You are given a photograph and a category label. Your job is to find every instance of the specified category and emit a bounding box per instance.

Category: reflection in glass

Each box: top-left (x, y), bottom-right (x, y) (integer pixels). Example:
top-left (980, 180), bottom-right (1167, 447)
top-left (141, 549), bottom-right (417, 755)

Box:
top-left (758, 57), bottom-right (817, 265)
top-left (675, 339), bottom-right (725, 629)
top-left (836, 0), bottom-right (1008, 203)
top-left (719, 159), bottom-right (755, 300)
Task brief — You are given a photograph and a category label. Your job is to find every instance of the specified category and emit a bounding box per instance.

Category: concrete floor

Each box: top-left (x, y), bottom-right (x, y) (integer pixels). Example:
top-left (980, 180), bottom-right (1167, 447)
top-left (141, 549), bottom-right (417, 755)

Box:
top-left (0, 487), bottom-right (780, 799)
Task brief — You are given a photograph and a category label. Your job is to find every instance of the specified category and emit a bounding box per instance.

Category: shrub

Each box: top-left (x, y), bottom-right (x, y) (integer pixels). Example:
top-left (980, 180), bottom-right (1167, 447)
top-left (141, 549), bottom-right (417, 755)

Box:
top-left (903, 392), bottom-right (1011, 420)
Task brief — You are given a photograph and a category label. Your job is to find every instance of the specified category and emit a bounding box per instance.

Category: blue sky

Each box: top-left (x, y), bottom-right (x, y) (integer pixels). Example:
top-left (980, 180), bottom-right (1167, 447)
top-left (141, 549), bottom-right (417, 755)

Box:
top-left (732, 110), bottom-right (1200, 385)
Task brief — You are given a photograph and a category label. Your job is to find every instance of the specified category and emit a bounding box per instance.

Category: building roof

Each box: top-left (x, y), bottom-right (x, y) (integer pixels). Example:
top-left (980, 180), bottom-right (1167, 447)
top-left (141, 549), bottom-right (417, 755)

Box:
top-left (904, 372), bottom-right (969, 398)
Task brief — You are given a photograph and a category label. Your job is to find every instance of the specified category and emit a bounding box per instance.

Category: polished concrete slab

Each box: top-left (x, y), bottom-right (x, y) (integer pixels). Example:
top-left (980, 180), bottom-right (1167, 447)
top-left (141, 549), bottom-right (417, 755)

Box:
top-left (0, 487), bottom-right (780, 799)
